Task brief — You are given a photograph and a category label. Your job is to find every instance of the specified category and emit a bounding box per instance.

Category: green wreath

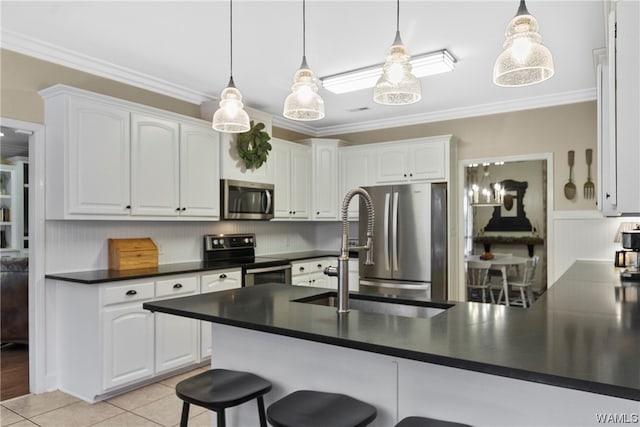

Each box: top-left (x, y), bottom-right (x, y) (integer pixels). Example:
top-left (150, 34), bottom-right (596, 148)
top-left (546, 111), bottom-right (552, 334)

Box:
top-left (236, 120), bottom-right (272, 170)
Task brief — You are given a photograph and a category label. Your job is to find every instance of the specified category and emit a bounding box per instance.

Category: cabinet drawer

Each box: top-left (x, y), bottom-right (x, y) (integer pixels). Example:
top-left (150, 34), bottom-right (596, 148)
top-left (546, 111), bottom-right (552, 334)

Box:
top-left (291, 258), bottom-right (336, 277)
top-left (101, 281), bottom-right (155, 306)
top-left (155, 276), bottom-right (198, 298)
top-left (201, 268), bottom-right (242, 293)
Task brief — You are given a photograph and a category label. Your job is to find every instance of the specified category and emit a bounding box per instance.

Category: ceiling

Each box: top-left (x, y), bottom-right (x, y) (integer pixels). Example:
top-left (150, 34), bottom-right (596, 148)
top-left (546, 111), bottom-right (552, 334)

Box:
top-left (1, 1), bottom-right (606, 137)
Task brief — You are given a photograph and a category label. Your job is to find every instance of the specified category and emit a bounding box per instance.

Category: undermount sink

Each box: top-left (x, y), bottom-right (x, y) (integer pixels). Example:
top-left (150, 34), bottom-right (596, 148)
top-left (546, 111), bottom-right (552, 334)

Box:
top-left (293, 292), bottom-right (453, 319)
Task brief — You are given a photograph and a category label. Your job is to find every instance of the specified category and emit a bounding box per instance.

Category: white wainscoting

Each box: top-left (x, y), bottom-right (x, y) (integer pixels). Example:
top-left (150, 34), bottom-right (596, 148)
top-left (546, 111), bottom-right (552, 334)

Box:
top-left (551, 211), bottom-right (640, 282)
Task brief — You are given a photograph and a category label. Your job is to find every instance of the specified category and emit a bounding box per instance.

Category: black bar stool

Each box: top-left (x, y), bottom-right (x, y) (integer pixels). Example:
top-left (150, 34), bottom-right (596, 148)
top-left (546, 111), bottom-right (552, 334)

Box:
top-left (175, 369), bottom-right (272, 427)
top-left (267, 390), bottom-right (377, 427)
top-left (395, 416), bottom-right (473, 427)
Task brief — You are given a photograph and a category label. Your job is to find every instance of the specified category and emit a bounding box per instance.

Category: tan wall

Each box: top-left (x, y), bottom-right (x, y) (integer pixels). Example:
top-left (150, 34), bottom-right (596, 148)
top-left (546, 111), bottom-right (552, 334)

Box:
top-left (2, 48), bottom-right (596, 211)
top-left (329, 102), bottom-right (598, 211)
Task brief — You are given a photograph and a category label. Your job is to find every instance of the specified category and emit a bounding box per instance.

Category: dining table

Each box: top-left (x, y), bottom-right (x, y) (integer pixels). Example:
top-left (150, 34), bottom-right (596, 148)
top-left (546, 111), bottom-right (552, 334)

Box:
top-left (465, 253), bottom-right (529, 306)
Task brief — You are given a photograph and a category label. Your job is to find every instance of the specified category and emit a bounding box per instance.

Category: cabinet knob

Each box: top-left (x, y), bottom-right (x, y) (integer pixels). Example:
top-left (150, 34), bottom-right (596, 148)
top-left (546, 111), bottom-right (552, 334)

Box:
top-left (317, 264), bottom-right (322, 269)
top-left (403, 174), bottom-right (407, 178)
top-left (181, 207), bottom-right (186, 211)
top-left (316, 211), bottom-right (320, 215)
top-left (299, 267), bottom-right (305, 272)
top-left (409, 173), bottom-right (413, 177)
top-left (173, 283), bottom-right (183, 289)
top-left (126, 290), bottom-right (137, 296)
top-left (175, 207), bottom-right (181, 212)
top-left (219, 273), bottom-right (227, 279)
top-left (125, 205), bottom-right (131, 209)
top-left (606, 193), bottom-right (611, 199)
top-left (293, 211), bottom-right (296, 214)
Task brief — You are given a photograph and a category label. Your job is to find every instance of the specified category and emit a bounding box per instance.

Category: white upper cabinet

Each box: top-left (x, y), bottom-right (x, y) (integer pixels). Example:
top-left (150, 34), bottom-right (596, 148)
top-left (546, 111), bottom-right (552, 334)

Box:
top-left (272, 138), bottom-right (311, 219)
top-left (374, 137), bottom-right (448, 184)
top-left (179, 125), bottom-right (220, 217)
top-left (301, 139), bottom-right (341, 220)
top-left (598, 1), bottom-right (640, 216)
top-left (131, 113), bottom-right (180, 216)
top-left (339, 146), bottom-right (373, 220)
top-left (40, 85), bottom-right (220, 220)
top-left (46, 94), bottom-right (132, 217)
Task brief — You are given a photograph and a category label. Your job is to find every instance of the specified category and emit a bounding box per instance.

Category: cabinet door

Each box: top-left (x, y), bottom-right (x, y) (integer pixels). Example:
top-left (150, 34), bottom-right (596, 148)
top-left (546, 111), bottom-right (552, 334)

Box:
top-left (155, 276), bottom-right (199, 373)
top-left (272, 140), bottom-right (292, 218)
top-left (312, 143), bottom-right (338, 219)
top-left (290, 144), bottom-right (312, 219)
top-left (179, 124), bottom-right (220, 217)
top-left (615, 0), bottom-right (640, 213)
top-left (409, 141), bottom-right (446, 181)
top-left (340, 148), bottom-right (373, 219)
top-left (68, 97), bottom-right (131, 215)
top-left (102, 304), bottom-right (154, 390)
top-left (200, 269), bottom-right (242, 358)
top-left (375, 146), bottom-right (409, 183)
top-left (131, 114), bottom-right (180, 216)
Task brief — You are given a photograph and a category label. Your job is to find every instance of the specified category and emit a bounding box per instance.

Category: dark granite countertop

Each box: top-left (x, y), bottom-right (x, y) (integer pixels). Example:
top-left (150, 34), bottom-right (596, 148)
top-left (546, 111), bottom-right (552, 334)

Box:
top-left (143, 261), bottom-right (640, 401)
top-left (45, 251), bottom-right (341, 284)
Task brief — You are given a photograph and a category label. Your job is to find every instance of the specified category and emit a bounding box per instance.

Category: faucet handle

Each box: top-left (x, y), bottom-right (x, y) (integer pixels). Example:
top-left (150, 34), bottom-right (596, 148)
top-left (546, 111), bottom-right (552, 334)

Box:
top-left (364, 236), bottom-right (374, 265)
top-left (324, 266), bottom-right (338, 277)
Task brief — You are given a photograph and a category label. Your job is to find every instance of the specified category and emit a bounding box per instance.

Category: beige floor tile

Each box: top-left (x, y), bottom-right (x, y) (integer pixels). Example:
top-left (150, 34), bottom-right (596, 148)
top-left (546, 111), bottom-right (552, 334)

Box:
top-left (91, 412), bottom-right (163, 427)
top-left (158, 367), bottom-right (208, 389)
top-left (131, 394), bottom-right (205, 427)
top-left (2, 391), bottom-right (79, 418)
top-left (29, 400), bottom-right (123, 427)
top-left (1, 421), bottom-right (38, 427)
top-left (178, 409), bottom-right (213, 427)
top-left (107, 383), bottom-right (174, 411)
top-left (1, 405), bottom-right (25, 426)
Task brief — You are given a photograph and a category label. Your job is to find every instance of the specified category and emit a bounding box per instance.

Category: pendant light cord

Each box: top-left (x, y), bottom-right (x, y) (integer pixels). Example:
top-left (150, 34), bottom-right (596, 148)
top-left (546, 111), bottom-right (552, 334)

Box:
top-left (396, 0), bottom-right (400, 32)
top-left (229, 0), bottom-right (234, 84)
top-left (302, 0), bottom-right (306, 59)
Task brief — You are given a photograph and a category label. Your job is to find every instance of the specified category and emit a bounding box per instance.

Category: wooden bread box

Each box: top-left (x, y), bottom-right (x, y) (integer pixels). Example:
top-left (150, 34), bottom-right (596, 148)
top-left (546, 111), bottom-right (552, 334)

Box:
top-left (108, 238), bottom-right (158, 271)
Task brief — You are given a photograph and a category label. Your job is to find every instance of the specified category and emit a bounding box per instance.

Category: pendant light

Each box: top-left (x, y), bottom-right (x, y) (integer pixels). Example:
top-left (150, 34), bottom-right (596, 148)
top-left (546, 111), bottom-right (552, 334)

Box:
top-left (283, 0), bottom-right (325, 121)
top-left (493, 0), bottom-right (554, 87)
top-left (373, 0), bottom-right (421, 105)
top-left (212, 0), bottom-right (250, 133)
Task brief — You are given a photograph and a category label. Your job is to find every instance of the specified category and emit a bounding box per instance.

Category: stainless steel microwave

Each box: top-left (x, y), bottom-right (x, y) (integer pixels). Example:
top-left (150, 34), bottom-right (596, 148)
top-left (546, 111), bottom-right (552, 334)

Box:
top-left (221, 179), bottom-right (274, 220)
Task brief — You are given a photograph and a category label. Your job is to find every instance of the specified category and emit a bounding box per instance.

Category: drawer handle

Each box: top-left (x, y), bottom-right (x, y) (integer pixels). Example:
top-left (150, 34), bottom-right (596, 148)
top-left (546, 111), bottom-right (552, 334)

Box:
top-left (126, 290), bottom-right (137, 296)
top-left (219, 273), bottom-right (227, 279)
top-left (173, 283), bottom-right (183, 289)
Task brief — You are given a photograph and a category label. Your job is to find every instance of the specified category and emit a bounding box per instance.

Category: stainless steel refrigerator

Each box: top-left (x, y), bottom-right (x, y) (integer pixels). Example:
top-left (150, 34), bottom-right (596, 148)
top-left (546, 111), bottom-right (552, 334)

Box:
top-left (359, 182), bottom-right (448, 300)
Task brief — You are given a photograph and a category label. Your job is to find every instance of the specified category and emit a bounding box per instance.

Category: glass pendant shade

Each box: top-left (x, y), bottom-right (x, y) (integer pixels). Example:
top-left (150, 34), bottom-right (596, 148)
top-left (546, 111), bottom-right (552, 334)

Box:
top-left (284, 58), bottom-right (325, 121)
top-left (373, 32), bottom-right (422, 105)
top-left (212, 78), bottom-right (251, 133)
top-left (493, 2), bottom-right (554, 87)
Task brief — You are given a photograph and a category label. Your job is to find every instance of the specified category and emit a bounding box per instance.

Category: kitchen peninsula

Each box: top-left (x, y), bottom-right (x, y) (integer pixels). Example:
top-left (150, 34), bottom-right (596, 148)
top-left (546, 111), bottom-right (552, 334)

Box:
top-left (144, 261), bottom-right (639, 426)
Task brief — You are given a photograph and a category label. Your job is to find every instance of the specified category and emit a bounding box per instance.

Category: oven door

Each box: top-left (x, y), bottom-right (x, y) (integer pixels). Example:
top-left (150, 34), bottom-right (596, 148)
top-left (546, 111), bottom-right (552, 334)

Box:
top-left (244, 264), bottom-right (292, 287)
top-left (222, 179), bottom-right (274, 220)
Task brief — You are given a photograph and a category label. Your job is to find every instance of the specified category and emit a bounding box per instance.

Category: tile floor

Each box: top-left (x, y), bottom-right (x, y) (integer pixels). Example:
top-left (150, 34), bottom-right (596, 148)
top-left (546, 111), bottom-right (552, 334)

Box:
top-left (1, 367), bottom-right (215, 427)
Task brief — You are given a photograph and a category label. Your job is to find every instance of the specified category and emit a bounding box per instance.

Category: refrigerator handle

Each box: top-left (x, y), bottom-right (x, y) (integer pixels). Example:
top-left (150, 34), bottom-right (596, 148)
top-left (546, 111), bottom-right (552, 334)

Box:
top-left (384, 192), bottom-right (391, 271)
top-left (392, 191), bottom-right (399, 271)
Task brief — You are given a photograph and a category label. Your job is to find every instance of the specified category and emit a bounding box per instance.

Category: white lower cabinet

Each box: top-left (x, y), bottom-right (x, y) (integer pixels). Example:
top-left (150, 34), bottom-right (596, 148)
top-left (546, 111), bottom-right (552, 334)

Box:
top-left (101, 282), bottom-right (155, 391)
top-left (291, 258), bottom-right (338, 289)
top-left (199, 268), bottom-right (242, 358)
top-left (56, 269), bottom-right (243, 402)
top-left (154, 276), bottom-right (199, 374)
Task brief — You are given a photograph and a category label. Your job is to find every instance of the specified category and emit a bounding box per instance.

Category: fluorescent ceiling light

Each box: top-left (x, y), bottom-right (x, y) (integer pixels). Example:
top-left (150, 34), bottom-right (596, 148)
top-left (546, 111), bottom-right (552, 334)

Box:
top-left (320, 49), bottom-right (456, 94)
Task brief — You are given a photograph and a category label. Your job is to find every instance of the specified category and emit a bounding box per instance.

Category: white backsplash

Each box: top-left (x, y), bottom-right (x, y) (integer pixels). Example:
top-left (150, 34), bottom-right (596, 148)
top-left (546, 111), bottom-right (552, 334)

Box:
top-left (45, 220), bottom-right (348, 273)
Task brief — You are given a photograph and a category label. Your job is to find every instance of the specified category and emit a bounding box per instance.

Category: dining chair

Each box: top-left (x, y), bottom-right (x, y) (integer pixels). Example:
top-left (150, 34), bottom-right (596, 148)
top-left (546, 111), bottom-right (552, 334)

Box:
top-left (465, 260), bottom-right (494, 303)
top-left (498, 256), bottom-right (539, 308)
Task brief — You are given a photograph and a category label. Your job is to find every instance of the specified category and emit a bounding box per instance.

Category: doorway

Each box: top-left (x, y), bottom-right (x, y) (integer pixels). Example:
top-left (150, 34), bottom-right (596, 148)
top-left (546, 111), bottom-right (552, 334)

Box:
top-left (0, 125), bottom-right (30, 400)
top-left (457, 153), bottom-right (554, 303)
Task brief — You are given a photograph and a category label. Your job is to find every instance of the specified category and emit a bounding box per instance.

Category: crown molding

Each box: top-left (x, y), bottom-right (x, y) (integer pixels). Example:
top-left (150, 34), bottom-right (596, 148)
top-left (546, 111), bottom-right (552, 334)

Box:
top-left (305, 88), bottom-right (596, 137)
top-left (2, 29), bottom-right (214, 105)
